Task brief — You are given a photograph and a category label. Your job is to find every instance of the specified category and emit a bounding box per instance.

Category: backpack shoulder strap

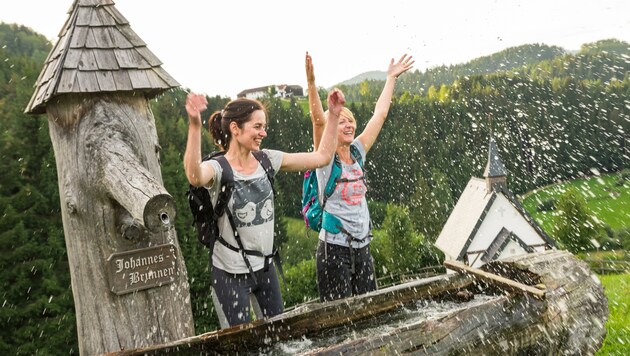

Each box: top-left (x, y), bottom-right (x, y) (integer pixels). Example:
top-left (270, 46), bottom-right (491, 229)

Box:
top-left (350, 142), bottom-right (363, 167)
top-left (323, 154), bottom-right (342, 199)
top-left (252, 150), bottom-right (274, 178)
top-left (252, 150), bottom-right (276, 194)
top-left (323, 144), bottom-right (364, 199)
top-left (212, 155), bottom-right (233, 217)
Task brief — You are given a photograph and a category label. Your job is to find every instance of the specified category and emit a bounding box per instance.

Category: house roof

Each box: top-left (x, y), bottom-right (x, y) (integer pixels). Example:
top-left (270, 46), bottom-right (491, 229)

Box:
top-left (481, 227), bottom-right (534, 263)
top-left (483, 136), bottom-right (508, 178)
top-left (434, 177), bottom-right (556, 261)
top-left (236, 84), bottom-right (303, 97)
top-left (502, 190), bottom-right (556, 248)
top-left (25, 0), bottom-right (179, 114)
top-left (237, 86), bottom-right (270, 97)
top-left (434, 177), bottom-right (495, 259)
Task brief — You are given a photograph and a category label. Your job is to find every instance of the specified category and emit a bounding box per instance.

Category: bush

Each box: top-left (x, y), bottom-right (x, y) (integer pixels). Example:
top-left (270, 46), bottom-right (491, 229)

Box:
top-left (368, 200), bottom-right (387, 229)
top-left (618, 227), bottom-right (630, 252)
top-left (553, 188), bottom-right (604, 253)
top-left (536, 198), bottom-right (557, 212)
top-left (281, 259), bottom-right (318, 308)
top-left (615, 169), bottom-right (630, 186)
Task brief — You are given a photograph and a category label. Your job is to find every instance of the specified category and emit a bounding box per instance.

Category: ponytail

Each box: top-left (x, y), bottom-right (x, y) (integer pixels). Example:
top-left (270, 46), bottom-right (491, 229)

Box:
top-left (208, 111), bottom-right (228, 150)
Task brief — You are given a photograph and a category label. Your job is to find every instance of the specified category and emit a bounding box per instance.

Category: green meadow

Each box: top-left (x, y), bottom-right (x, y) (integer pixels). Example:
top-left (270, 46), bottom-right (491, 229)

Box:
top-left (597, 273), bottom-right (630, 355)
top-left (520, 172), bottom-right (630, 233)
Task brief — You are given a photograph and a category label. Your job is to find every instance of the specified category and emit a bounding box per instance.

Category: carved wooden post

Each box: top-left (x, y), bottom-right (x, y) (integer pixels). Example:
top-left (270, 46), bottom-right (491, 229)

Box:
top-left (25, 1), bottom-right (194, 355)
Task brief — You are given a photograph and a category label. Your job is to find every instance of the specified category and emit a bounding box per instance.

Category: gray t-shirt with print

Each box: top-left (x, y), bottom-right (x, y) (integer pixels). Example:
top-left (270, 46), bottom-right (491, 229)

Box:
top-left (316, 140), bottom-right (371, 248)
top-left (206, 149), bottom-right (284, 274)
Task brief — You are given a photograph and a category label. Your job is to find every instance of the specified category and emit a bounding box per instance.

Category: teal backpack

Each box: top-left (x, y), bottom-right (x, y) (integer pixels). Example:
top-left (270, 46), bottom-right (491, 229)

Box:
top-left (301, 143), bottom-right (364, 234)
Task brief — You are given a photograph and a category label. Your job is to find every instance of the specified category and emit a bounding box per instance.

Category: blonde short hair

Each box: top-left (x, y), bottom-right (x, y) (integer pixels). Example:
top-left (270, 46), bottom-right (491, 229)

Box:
top-left (325, 107), bottom-right (356, 123)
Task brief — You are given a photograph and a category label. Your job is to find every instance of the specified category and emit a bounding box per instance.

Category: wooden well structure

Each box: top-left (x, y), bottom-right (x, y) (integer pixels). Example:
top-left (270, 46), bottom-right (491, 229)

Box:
top-left (25, 1), bottom-right (193, 355)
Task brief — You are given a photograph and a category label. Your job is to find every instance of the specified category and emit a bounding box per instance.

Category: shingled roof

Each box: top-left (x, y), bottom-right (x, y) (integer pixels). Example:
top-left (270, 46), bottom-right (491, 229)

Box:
top-left (25, 0), bottom-right (179, 114)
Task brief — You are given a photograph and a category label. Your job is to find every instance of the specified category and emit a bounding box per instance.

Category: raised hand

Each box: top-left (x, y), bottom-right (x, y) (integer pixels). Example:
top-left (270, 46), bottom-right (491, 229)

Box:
top-left (388, 54), bottom-right (415, 78)
top-left (305, 51), bottom-right (315, 84)
top-left (327, 88), bottom-right (346, 117)
top-left (185, 93), bottom-right (208, 128)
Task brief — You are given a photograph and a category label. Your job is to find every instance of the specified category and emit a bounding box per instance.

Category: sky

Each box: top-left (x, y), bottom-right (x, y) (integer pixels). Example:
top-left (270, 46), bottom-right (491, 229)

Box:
top-left (1, 0), bottom-right (629, 98)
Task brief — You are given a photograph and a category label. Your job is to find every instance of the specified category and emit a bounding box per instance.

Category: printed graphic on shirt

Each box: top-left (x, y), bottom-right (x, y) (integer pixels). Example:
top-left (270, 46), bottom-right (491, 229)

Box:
top-left (339, 167), bottom-right (366, 205)
top-left (232, 176), bottom-right (274, 227)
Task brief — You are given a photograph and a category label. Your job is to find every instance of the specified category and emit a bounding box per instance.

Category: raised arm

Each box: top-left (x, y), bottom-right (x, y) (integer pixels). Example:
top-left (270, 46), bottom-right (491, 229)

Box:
top-left (281, 89), bottom-right (345, 172)
top-left (306, 52), bottom-right (326, 150)
top-left (357, 54), bottom-right (414, 153)
top-left (183, 93), bottom-right (216, 187)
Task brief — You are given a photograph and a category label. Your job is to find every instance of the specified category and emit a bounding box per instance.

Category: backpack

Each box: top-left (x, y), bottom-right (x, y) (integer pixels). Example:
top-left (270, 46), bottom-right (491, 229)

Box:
top-left (188, 150), bottom-right (279, 285)
top-left (301, 143), bottom-right (364, 234)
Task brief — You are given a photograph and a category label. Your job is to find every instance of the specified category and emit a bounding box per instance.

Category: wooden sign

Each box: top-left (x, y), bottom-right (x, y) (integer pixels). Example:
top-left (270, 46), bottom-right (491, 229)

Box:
top-left (107, 244), bottom-right (178, 295)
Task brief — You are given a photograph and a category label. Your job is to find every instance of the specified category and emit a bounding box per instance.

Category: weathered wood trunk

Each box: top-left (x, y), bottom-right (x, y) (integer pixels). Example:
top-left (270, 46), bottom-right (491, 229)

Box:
top-left (109, 250), bottom-right (607, 355)
top-left (46, 94), bottom-right (194, 355)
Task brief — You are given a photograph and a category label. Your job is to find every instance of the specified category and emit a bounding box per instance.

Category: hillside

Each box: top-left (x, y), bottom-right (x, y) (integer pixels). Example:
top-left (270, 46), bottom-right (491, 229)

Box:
top-left (333, 43), bottom-right (566, 101)
top-left (334, 40), bottom-right (629, 101)
top-left (334, 70), bottom-right (386, 87)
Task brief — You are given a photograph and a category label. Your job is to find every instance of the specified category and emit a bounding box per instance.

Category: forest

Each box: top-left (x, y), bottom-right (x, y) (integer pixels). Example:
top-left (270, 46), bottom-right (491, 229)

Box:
top-left (0, 22), bottom-right (628, 354)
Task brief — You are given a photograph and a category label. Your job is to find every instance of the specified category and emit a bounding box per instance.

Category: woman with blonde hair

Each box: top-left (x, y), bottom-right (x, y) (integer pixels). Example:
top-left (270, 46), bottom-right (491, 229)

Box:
top-left (305, 52), bottom-right (413, 301)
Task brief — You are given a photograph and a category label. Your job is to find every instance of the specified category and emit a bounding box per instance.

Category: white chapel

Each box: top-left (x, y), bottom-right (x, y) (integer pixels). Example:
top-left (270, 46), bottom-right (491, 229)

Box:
top-left (434, 136), bottom-right (556, 269)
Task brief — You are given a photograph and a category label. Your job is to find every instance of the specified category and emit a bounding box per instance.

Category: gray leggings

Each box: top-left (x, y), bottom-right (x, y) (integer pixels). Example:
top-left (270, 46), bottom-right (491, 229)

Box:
top-left (212, 264), bottom-right (284, 327)
top-left (316, 241), bottom-right (377, 302)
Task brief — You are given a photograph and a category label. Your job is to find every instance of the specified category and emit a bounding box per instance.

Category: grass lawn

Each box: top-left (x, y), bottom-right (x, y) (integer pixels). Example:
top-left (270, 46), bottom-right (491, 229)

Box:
top-left (596, 273), bottom-right (630, 355)
top-left (521, 173), bottom-right (630, 233)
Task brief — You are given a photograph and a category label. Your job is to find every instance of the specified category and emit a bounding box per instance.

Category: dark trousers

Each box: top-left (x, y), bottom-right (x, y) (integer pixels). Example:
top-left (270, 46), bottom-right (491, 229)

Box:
top-left (212, 264), bottom-right (284, 327)
top-left (316, 240), bottom-right (377, 302)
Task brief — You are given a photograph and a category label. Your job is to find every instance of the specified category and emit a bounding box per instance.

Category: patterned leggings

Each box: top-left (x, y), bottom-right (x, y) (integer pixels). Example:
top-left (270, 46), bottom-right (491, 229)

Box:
top-left (212, 264), bottom-right (284, 327)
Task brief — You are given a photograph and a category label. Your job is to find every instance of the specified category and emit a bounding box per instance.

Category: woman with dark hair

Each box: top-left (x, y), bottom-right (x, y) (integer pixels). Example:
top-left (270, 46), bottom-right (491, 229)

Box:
top-left (184, 89), bottom-right (345, 326)
top-left (305, 52), bottom-right (413, 302)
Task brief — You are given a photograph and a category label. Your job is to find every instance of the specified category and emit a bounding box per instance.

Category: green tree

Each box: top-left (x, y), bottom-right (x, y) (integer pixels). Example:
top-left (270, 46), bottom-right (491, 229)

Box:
top-left (409, 169), bottom-right (453, 242)
top-left (371, 204), bottom-right (426, 278)
top-left (553, 188), bottom-right (603, 253)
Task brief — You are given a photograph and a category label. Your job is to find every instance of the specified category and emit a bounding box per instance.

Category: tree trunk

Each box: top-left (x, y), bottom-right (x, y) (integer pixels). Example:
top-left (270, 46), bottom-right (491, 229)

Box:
top-left (46, 94), bottom-right (194, 355)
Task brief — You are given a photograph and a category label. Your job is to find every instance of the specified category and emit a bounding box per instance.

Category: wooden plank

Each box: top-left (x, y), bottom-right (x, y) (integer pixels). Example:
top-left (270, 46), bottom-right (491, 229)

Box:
top-left (109, 28), bottom-right (133, 49)
top-left (90, 27), bottom-right (114, 48)
top-left (119, 25), bottom-right (145, 47)
top-left (75, 7), bottom-right (93, 26)
top-left (94, 50), bottom-right (119, 70)
top-left (63, 49), bottom-right (82, 69)
top-left (112, 70), bottom-right (133, 91)
top-left (104, 4), bottom-right (129, 25)
top-left (109, 273), bottom-right (474, 355)
top-left (58, 69), bottom-right (78, 92)
top-left (70, 27), bottom-right (89, 48)
top-left (78, 50), bottom-right (99, 70)
top-left (114, 49), bottom-right (139, 68)
top-left (145, 70), bottom-right (166, 88)
top-left (41, 57), bottom-right (60, 84)
top-left (136, 47), bottom-right (162, 67)
top-left (85, 28), bottom-right (99, 48)
top-left (96, 71), bottom-right (116, 91)
top-left (444, 260), bottom-right (546, 300)
top-left (152, 67), bottom-right (180, 88)
top-left (128, 69), bottom-right (155, 89)
top-left (94, 6), bottom-right (116, 26)
top-left (77, 71), bottom-right (100, 92)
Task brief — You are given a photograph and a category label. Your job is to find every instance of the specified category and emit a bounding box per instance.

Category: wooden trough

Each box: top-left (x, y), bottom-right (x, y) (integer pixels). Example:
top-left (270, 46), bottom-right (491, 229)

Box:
top-left (107, 250), bottom-right (609, 355)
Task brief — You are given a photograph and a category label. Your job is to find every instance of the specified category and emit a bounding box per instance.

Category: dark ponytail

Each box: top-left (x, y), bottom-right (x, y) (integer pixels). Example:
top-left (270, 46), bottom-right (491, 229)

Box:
top-left (208, 111), bottom-right (227, 150)
top-left (208, 98), bottom-right (266, 151)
